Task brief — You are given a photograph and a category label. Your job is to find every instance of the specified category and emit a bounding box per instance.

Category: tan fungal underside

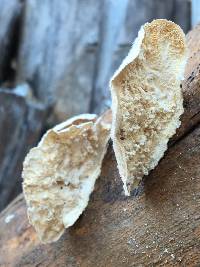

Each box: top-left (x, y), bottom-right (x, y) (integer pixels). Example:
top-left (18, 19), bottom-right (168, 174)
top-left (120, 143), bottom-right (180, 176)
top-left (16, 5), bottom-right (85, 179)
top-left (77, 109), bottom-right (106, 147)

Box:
top-left (110, 19), bottom-right (187, 195)
top-left (22, 112), bottom-right (111, 243)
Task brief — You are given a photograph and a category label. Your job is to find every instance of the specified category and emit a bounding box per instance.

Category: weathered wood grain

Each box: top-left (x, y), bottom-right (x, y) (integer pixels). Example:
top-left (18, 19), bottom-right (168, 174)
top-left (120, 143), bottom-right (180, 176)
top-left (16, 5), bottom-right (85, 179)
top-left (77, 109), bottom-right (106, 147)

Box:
top-left (90, 0), bottom-right (128, 114)
top-left (0, 123), bottom-right (200, 266)
top-left (17, 0), bottom-right (100, 122)
top-left (0, 87), bottom-right (47, 211)
top-left (0, 0), bottom-right (23, 82)
top-left (172, 23), bottom-right (200, 142)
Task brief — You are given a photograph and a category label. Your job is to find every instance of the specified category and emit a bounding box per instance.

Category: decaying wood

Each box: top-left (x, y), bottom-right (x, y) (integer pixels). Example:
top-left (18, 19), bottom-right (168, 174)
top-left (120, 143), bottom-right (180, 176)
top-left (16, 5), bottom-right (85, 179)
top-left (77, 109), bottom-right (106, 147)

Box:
top-left (0, 0), bottom-right (23, 82)
top-left (17, 0), bottom-right (100, 122)
top-left (0, 124), bottom-right (200, 266)
top-left (172, 24), bottom-right (200, 142)
top-left (0, 25), bottom-right (200, 267)
top-left (0, 87), bottom-right (47, 211)
top-left (90, 0), bottom-right (128, 114)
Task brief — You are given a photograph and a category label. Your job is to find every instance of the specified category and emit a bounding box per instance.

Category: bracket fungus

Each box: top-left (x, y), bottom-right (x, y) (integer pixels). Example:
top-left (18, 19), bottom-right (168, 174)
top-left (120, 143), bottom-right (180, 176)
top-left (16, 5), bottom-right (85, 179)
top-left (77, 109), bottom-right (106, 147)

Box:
top-left (23, 111), bottom-right (111, 243)
top-left (110, 19), bottom-right (187, 195)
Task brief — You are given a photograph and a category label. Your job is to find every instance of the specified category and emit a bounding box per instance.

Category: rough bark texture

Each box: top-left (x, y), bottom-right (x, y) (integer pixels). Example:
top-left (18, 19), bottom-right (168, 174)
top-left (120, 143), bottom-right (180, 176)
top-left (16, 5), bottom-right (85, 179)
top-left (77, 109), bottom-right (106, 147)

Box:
top-left (0, 24), bottom-right (200, 267)
top-left (0, 125), bottom-right (200, 266)
top-left (0, 88), bottom-right (47, 211)
top-left (172, 24), bottom-right (200, 143)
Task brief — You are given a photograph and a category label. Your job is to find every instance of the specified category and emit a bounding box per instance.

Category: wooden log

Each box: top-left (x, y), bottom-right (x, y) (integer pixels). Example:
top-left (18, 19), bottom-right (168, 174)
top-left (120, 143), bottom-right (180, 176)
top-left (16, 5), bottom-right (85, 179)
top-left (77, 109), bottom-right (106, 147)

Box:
top-left (90, 0), bottom-right (128, 114)
top-left (0, 86), bottom-right (47, 211)
top-left (173, 23), bottom-right (200, 142)
top-left (0, 124), bottom-right (200, 266)
top-left (0, 0), bottom-right (23, 82)
top-left (0, 24), bottom-right (200, 267)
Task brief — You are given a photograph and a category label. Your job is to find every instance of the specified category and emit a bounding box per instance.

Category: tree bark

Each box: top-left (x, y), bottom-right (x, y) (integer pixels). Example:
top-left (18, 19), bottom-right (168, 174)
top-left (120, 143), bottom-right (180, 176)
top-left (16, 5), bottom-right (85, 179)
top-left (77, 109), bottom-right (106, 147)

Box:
top-left (0, 24), bottom-right (200, 267)
top-left (172, 23), bottom-right (200, 143)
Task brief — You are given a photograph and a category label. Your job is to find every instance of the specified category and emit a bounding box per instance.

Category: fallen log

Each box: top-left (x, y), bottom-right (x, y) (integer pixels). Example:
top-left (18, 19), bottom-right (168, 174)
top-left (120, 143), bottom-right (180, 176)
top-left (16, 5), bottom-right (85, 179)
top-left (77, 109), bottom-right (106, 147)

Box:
top-left (0, 125), bottom-right (200, 266)
top-left (173, 23), bottom-right (200, 142)
top-left (0, 23), bottom-right (200, 267)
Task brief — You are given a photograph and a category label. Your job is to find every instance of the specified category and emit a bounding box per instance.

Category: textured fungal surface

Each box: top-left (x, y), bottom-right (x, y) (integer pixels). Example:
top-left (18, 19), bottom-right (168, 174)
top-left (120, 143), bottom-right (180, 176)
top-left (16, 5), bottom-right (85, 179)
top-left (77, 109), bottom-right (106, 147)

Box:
top-left (22, 112), bottom-right (111, 243)
top-left (110, 19), bottom-right (187, 195)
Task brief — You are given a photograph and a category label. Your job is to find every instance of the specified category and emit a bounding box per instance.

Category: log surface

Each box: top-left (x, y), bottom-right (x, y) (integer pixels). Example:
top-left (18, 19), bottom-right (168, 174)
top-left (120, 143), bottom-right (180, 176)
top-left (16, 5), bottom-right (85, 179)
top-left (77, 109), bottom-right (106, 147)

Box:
top-left (173, 23), bottom-right (200, 142)
top-left (0, 127), bottom-right (200, 266)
